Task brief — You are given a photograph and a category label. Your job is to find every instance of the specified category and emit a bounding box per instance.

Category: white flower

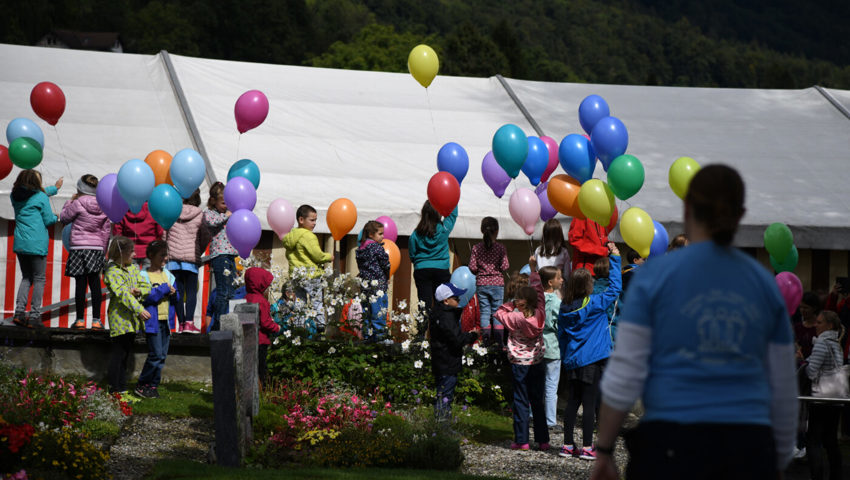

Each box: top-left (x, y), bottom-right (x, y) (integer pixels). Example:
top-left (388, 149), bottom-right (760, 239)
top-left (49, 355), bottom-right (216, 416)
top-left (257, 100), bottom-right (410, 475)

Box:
top-left (466, 356), bottom-right (474, 366)
top-left (461, 357), bottom-right (466, 366)
top-left (284, 330), bottom-right (292, 338)
top-left (328, 347), bottom-right (336, 354)
top-left (273, 338), bottom-right (280, 345)
top-left (400, 324), bottom-right (408, 333)
top-left (223, 268), bottom-right (231, 277)
top-left (421, 340), bottom-right (429, 350)
top-left (376, 290), bottom-right (384, 297)
top-left (401, 340), bottom-right (411, 352)
top-left (371, 279), bottom-right (379, 287)
top-left (473, 344), bottom-right (487, 356)
top-left (414, 360), bottom-right (423, 369)
top-left (423, 351), bottom-right (430, 359)
top-left (326, 306), bottom-right (335, 315)
top-left (292, 337), bottom-right (301, 346)
top-left (372, 354), bottom-right (378, 359)
top-left (398, 299), bottom-right (408, 310)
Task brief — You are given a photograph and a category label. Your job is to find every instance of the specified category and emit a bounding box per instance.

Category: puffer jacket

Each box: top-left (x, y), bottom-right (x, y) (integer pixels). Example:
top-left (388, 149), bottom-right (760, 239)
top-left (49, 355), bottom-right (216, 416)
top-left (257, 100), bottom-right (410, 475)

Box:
top-left (244, 267), bottom-right (282, 346)
top-left (112, 203), bottom-right (164, 259)
top-left (167, 205), bottom-right (204, 263)
top-left (494, 272), bottom-right (546, 365)
top-left (282, 227), bottom-right (332, 277)
top-left (60, 195), bottom-right (110, 251)
top-left (355, 240), bottom-right (390, 293)
top-left (11, 185), bottom-right (58, 256)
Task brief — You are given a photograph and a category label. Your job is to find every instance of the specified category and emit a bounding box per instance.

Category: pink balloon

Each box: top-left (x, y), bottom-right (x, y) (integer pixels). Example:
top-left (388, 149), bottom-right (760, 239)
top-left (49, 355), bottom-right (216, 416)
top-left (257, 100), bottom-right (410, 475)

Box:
top-left (509, 188), bottom-right (541, 236)
top-left (539, 136), bottom-right (560, 183)
top-left (775, 272), bottom-right (803, 315)
top-left (375, 215), bottom-right (398, 243)
top-left (267, 198), bottom-right (295, 239)
top-left (235, 90), bottom-right (269, 134)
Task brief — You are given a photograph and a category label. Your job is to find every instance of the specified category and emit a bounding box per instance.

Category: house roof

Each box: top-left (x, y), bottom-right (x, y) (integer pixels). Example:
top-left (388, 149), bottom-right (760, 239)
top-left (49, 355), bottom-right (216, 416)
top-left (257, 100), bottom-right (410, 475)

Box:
top-left (47, 30), bottom-right (120, 51)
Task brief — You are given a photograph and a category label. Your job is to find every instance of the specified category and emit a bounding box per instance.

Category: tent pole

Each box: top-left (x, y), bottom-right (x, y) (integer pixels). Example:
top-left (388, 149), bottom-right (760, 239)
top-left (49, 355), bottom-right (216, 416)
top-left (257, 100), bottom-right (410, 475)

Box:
top-left (495, 74), bottom-right (545, 137)
top-left (814, 85), bottom-right (850, 121)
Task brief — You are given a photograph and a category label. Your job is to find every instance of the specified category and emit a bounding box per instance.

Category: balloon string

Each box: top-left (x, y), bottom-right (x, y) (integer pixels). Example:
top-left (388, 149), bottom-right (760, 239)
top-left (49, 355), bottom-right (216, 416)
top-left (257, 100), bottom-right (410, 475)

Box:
top-left (425, 88), bottom-right (437, 142)
top-left (52, 126), bottom-right (72, 180)
top-left (236, 133), bottom-right (242, 161)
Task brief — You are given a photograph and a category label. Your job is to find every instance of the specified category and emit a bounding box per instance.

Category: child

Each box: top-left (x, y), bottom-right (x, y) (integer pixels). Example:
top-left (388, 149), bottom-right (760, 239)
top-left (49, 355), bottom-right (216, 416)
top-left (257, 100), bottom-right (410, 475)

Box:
top-left (112, 201), bottom-right (164, 268)
top-left (539, 265), bottom-right (564, 431)
top-left (203, 182), bottom-right (238, 331)
top-left (60, 174), bottom-right (110, 330)
top-left (592, 257), bottom-right (618, 327)
top-left (535, 218), bottom-right (571, 280)
top-left (558, 242), bottom-right (621, 460)
top-left (282, 205), bottom-right (333, 331)
top-left (104, 236), bottom-right (151, 396)
top-left (10, 170), bottom-right (62, 328)
top-left (469, 217), bottom-right (509, 347)
top-left (136, 240), bottom-right (179, 399)
top-left (409, 201), bottom-right (458, 311)
top-left (429, 282), bottom-right (479, 420)
top-left (166, 188), bottom-right (204, 334)
top-left (244, 267), bottom-right (282, 387)
top-left (567, 218), bottom-right (608, 275)
top-left (494, 259), bottom-right (549, 451)
top-left (355, 220), bottom-right (391, 340)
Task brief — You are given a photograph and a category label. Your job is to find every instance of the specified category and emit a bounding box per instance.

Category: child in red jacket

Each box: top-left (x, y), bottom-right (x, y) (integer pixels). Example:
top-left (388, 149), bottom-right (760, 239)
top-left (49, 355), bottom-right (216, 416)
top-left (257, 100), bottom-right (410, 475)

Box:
top-left (244, 267), bottom-right (282, 386)
top-left (112, 202), bottom-right (165, 268)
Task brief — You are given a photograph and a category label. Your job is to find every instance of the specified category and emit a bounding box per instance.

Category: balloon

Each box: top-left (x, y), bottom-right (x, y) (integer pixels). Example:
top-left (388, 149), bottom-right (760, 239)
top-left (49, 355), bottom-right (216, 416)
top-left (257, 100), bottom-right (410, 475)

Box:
top-left (234, 90), bottom-right (269, 134)
top-left (539, 135), bottom-right (560, 183)
top-left (0, 145), bottom-right (11, 180)
top-left (62, 223), bottom-right (72, 251)
top-left (620, 207), bottom-right (654, 258)
top-left (775, 272), bottom-right (803, 315)
top-left (170, 148), bottom-right (206, 198)
top-left (375, 215), bottom-right (398, 243)
top-left (8, 137), bottom-right (42, 169)
top-left (577, 179), bottom-right (615, 227)
top-left (450, 266), bottom-right (476, 308)
top-left (408, 44), bottom-right (439, 88)
top-left (522, 136), bottom-right (549, 186)
top-left (535, 182), bottom-right (557, 221)
top-left (764, 223), bottom-right (794, 263)
top-left (509, 188), bottom-right (541, 236)
top-left (30, 82), bottom-right (66, 126)
top-left (606, 154), bottom-right (644, 200)
top-left (770, 245), bottom-right (799, 273)
top-left (226, 209), bottom-right (262, 258)
top-left (427, 172), bottom-right (460, 217)
top-left (578, 95), bottom-right (611, 135)
top-left (558, 134), bottom-right (596, 183)
top-left (144, 150), bottom-right (173, 186)
top-left (96, 173), bottom-right (129, 223)
top-left (267, 198), bottom-right (296, 239)
top-left (492, 124), bottom-right (528, 178)
top-left (148, 184), bottom-right (183, 230)
top-left (547, 174), bottom-right (585, 219)
top-left (481, 151), bottom-right (511, 198)
top-left (117, 159), bottom-right (155, 214)
top-left (6, 118), bottom-right (45, 149)
top-left (327, 198), bottom-right (357, 241)
top-left (436, 142), bottom-right (469, 185)
top-left (668, 156), bottom-right (701, 199)
top-left (383, 239), bottom-right (401, 277)
top-left (227, 158), bottom-right (261, 189)
top-left (648, 220), bottom-right (669, 258)
top-left (590, 116), bottom-right (628, 171)
top-left (224, 176), bottom-right (257, 212)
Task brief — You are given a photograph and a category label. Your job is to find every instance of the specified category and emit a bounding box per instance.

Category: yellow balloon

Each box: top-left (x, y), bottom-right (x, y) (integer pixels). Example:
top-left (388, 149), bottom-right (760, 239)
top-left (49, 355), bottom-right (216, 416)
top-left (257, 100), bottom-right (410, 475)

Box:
top-left (577, 179), bottom-right (615, 227)
top-left (668, 156), bottom-right (701, 199)
top-left (620, 207), bottom-right (654, 258)
top-left (408, 44), bottom-right (439, 88)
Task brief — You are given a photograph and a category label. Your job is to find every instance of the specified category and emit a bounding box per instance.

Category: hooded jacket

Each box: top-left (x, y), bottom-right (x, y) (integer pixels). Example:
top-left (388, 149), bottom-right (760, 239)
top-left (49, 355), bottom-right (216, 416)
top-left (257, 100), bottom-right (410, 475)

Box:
top-left (112, 203), bottom-right (164, 259)
top-left (60, 195), bottom-right (110, 251)
top-left (140, 268), bottom-right (180, 332)
top-left (355, 240), bottom-right (390, 292)
top-left (104, 260), bottom-right (151, 337)
top-left (409, 207), bottom-right (458, 271)
top-left (429, 301), bottom-right (479, 376)
top-left (568, 218), bottom-right (609, 275)
top-left (494, 272), bottom-right (546, 365)
top-left (166, 204), bottom-right (204, 263)
top-left (244, 267), bottom-right (282, 345)
top-left (282, 227), bottom-right (332, 277)
top-left (11, 185), bottom-right (58, 256)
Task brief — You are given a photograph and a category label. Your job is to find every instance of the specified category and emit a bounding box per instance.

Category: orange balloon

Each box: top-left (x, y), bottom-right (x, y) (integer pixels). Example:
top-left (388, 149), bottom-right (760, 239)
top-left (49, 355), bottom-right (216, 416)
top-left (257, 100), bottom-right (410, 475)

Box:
top-left (383, 239), bottom-right (401, 277)
top-left (547, 174), bottom-right (585, 219)
top-left (327, 198), bottom-right (357, 241)
top-left (145, 150), bottom-right (173, 186)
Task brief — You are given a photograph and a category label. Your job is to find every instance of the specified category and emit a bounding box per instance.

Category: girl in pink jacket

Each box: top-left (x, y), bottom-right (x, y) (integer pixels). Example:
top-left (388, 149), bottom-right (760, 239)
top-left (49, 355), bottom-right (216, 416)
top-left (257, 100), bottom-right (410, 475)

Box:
top-left (60, 175), bottom-right (111, 329)
top-left (494, 260), bottom-right (549, 451)
top-left (165, 189), bottom-right (204, 333)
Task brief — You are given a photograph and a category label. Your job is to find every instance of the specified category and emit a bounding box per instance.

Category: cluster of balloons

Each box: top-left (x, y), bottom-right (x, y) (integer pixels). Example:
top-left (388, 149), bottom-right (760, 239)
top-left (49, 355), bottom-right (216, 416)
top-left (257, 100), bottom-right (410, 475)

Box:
top-left (408, 45), bottom-right (439, 89)
top-left (1, 82), bottom-right (68, 179)
top-left (764, 223), bottom-right (798, 273)
top-left (224, 160), bottom-right (263, 258)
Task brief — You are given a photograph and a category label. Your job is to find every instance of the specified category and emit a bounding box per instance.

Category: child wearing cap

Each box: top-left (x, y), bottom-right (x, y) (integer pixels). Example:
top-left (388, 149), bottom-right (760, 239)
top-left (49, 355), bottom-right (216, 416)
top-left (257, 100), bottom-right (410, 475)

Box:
top-left (429, 282), bottom-right (479, 420)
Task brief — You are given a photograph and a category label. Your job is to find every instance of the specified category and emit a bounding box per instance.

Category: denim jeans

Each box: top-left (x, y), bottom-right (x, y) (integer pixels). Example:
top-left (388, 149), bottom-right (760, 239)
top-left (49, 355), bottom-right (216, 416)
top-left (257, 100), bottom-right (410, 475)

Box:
top-left (477, 285), bottom-right (504, 344)
top-left (434, 374), bottom-right (458, 421)
top-left (511, 362), bottom-right (549, 445)
top-left (543, 358), bottom-right (561, 427)
top-left (15, 254), bottom-right (47, 321)
top-left (173, 270), bottom-right (198, 325)
top-left (363, 291), bottom-right (388, 340)
top-left (138, 320), bottom-right (171, 388)
top-left (210, 255), bottom-right (236, 331)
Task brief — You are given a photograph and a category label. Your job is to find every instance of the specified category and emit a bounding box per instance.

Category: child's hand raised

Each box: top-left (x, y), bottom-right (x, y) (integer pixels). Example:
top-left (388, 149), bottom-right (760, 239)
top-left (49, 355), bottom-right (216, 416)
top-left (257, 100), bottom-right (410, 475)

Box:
top-left (169, 285), bottom-right (176, 295)
top-left (54, 177), bottom-right (64, 189)
top-left (139, 310), bottom-right (151, 320)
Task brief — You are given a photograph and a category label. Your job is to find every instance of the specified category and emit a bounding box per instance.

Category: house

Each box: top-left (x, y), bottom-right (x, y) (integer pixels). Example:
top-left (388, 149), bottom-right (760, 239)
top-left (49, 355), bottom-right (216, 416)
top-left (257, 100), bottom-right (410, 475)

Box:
top-left (37, 29), bottom-right (123, 53)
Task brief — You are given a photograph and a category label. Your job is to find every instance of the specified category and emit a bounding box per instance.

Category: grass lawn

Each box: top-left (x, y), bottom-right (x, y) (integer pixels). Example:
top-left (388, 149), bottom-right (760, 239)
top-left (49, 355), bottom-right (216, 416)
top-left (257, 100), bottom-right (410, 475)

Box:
top-left (456, 407), bottom-right (512, 444)
top-left (130, 381), bottom-right (215, 418)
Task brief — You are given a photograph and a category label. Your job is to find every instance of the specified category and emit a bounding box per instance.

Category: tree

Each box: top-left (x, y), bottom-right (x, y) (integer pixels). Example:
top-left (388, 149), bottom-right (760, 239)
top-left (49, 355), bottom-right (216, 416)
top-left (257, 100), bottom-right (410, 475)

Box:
top-left (442, 21), bottom-right (508, 77)
top-left (309, 24), bottom-right (435, 72)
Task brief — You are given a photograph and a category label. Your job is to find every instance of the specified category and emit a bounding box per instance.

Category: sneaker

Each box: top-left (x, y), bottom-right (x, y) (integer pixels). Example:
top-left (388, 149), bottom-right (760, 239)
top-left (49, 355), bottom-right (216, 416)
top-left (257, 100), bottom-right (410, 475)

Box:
top-left (91, 319), bottom-right (103, 330)
top-left (13, 316), bottom-right (33, 328)
top-left (579, 446), bottom-right (597, 460)
top-left (539, 443), bottom-right (551, 451)
top-left (134, 384), bottom-right (153, 399)
top-left (146, 385), bottom-right (160, 398)
top-left (181, 322), bottom-right (201, 334)
top-left (793, 447), bottom-right (807, 459)
top-left (510, 442), bottom-right (530, 451)
top-left (559, 445), bottom-right (577, 458)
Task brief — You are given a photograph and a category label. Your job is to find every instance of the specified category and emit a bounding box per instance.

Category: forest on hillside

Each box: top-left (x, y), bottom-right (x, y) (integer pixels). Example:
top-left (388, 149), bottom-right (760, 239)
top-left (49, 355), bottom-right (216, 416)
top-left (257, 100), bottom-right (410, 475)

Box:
top-left (2, 0), bottom-right (849, 89)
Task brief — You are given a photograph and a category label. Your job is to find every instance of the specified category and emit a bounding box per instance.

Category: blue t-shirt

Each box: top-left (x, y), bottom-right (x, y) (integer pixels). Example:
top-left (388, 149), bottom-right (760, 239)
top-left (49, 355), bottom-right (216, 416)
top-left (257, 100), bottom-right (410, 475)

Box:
top-left (620, 241), bottom-right (792, 426)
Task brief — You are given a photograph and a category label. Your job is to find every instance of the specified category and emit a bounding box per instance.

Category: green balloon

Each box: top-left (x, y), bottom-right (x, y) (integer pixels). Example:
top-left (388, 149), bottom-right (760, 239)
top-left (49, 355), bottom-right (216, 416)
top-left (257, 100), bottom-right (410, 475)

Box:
top-left (607, 154), bottom-right (645, 200)
top-left (9, 137), bottom-right (43, 169)
top-left (668, 156), bottom-right (700, 199)
top-left (764, 222), bottom-right (793, 263)
top-left (770, 245), bottom-right (798, 273)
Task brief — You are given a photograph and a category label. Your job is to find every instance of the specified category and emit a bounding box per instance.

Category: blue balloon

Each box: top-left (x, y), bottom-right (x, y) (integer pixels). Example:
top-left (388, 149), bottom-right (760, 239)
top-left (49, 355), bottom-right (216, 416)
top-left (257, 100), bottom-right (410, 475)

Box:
top-left (62, 223), bottom-right (72, 251)
top-left (519, 264), bottom-right (531, 275)
top-left (148, 184), bottom-right (183, 230)
top-left (227, 158), bottom-right (261, 189)
top-left (578, 95), bottom-right (610, 135)
top-left (590, 116), bottom-right (628, 171)
top-left (492, 124), bottom-right (528, 178)
top-left (450, 266), bottom-right (477, 308)
top-left (437, 142), bottom-right (469, 185)
top-left (522, 136), bottom-right (549, 186)
top-left (6, 118), bottom-right (45, 149)
top-left (117, 159), bottom-right (155, 214)
top-left (170, 148), bottom-right (207, 198)
top-left (649, 220), bottom-right (669, 258)
top-left (558, 134), bottom-right (596, 183)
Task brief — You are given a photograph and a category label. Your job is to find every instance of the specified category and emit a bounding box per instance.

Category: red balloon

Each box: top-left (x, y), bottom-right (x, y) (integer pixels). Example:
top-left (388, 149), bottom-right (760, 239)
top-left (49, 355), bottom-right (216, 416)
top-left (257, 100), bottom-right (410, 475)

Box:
top-left (30, 82), bottom-right (66, 126)
top-left (0, 146), bottom-right (12, 180)
top-left (606, 204), bottom-right (619, 234)
top-left (427, 171), bottom-right (460, 217)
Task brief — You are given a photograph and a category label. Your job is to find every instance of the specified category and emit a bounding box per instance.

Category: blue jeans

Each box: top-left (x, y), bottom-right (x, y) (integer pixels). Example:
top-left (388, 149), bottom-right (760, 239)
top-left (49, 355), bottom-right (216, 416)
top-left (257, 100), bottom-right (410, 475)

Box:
top-left (434, 374), bottom-right (458, 420)
top-left (210, 255), bottom-right (236, 331)
top-left (477, 285), bottom-right (504, 344)
top-left (543, 358), bottom-right (561, 427)
top-left (138, 320), bottom-right (171, 388)
top-left (363, 291), bottom-right (388, 340)
top-left (511, 362), bottom-right (549, 445)
top-left (173, 270), bottom-right (198, 325)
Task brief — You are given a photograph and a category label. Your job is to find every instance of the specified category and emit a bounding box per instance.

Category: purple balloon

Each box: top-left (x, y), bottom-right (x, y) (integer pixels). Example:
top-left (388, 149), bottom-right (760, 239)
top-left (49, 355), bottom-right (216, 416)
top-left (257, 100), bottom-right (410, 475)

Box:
top-left (96, 173), bottom-right (129, 223)
top-left (226, 209), bottom-right (261, 258)
top-left (481, 151), bottom-right (511, 198)
top-left (224, 176), bottom-right (257, 212)
top-left (535, 181), bottom-right (557, 221)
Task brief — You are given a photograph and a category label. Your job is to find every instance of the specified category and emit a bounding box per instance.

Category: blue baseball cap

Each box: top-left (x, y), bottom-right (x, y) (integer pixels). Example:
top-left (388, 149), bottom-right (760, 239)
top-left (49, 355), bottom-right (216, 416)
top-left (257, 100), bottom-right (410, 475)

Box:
top-left (435, 283), bottom-right (467, 301)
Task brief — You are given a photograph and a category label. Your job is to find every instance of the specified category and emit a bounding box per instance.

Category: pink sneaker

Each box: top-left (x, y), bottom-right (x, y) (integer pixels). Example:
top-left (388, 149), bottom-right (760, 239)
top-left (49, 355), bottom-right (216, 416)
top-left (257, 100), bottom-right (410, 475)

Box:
top-left (510, 442), bottom-right (529, 451)
top-left (539, 443), bottom-right (551, 451)
top-left (181, 322), bottom-right (201, 334)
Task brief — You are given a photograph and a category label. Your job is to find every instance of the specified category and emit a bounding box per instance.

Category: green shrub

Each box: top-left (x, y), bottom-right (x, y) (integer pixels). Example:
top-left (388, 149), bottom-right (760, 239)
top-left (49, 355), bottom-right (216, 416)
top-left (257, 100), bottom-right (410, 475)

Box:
top-left (79, 419), bottom-right (121, 440)
top-left (18, 428), bottom-right (110, 480)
